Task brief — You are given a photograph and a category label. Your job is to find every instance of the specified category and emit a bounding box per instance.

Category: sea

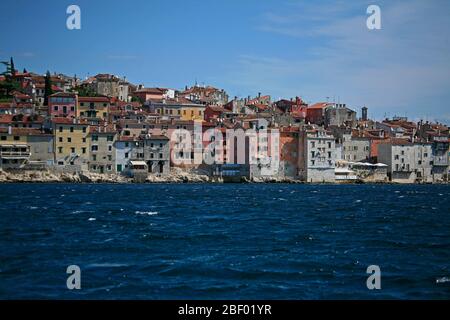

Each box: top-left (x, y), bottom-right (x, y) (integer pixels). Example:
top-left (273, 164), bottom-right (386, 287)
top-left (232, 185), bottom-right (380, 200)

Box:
top-left (0, 183), bottom-right (449, 299)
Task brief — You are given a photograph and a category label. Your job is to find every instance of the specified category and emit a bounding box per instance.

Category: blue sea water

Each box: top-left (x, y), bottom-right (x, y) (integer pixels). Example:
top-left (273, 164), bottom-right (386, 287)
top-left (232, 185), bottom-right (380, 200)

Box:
top-left (0, 183), bottom-right (449, 300)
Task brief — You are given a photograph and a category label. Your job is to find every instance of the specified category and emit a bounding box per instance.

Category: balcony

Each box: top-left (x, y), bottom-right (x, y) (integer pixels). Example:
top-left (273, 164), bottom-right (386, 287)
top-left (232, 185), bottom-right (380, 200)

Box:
top-left (0, 145), bottom-right (31, 159)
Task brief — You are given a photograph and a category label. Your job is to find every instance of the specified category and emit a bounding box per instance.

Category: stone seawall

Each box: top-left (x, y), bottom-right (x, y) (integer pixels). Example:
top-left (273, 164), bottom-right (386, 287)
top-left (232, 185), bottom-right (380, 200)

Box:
top-left (0, 168), bottom-right (304, 184)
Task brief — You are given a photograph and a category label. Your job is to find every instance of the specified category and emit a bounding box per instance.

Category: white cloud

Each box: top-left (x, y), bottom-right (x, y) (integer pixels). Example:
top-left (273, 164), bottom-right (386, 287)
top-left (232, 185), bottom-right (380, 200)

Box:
top-left (227, 0), bottom-right (450, 122)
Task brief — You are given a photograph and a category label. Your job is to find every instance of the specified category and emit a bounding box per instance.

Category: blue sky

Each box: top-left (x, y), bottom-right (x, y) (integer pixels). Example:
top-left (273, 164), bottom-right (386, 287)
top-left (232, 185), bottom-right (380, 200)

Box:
top-left (1, 0), bottom-right (450, 123)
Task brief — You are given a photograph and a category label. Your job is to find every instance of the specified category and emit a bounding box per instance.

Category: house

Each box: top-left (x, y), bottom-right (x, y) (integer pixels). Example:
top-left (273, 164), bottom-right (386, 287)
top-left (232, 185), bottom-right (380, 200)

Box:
top-left (378, 139), bottom-right (434, 183)
top-left (0, 114), bottom-right (44, 129)
top-left (340, 131), bottom-right (371, 162)
top-left (278, 127), bottom-right (300, 178)
top-left (48, 92), bottom-right (78, 118)
top-left (133, 87), bottom-right (174, 102)
top-left (77, 96), bottom-right (110, 121)
top-left (146, 97), bottom-right (206, 121)
top-left (140, 134), bottom-right (170, 175)
top-left (306, 102), bottom-right (332, 126)
top-left (88, 124), bottom-right (117, 173)
top-left (114, 136), bottom-right (138, 174)
top-left (0, 127), bottom-right (31, 169)
top-left (52, 118), bottom-right (90, 171)
top-left (298, 128), bottom-right (336, 183)
top-left (324, 104), bottom-right (357, 128)
top-left (204, 105), bottom-right (229, 122)
top-left (179, 85), bottom-right (228, 106)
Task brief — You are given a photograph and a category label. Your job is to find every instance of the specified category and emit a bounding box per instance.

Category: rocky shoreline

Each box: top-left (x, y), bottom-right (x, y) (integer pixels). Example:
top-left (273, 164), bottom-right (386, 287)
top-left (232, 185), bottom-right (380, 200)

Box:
top-left (0, 168), bottom-right (307, 184)
top-left (0, 169), bottom-right (446, 184)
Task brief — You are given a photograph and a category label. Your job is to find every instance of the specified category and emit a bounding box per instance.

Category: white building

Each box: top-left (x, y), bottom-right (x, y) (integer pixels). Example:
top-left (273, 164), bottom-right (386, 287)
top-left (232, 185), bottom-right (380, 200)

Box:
top-left (299, 129), bottom-right (336, 183)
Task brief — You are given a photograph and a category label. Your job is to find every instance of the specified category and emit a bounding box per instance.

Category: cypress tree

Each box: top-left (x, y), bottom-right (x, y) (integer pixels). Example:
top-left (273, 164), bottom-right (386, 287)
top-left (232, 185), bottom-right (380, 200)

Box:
top-left (44, 71), bottom-right (53, 106)
top-left (10, 57), bottom-right (15, 76)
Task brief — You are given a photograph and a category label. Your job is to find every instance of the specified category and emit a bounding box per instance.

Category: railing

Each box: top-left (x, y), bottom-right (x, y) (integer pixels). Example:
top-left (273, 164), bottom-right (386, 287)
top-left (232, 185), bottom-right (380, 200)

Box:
top-left (0, 151), bottom-right (31, 157)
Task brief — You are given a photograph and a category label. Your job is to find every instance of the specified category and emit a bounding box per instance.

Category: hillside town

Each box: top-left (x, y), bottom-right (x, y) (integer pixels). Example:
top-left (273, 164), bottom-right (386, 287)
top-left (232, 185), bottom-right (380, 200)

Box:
top-left (0, 58), bottom-right (449, 183)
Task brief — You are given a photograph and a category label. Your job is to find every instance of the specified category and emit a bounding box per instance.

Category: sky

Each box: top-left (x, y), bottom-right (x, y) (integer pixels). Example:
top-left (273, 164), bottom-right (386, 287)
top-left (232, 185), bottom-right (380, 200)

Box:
top-left (1, 0), bottom-right (450, 124)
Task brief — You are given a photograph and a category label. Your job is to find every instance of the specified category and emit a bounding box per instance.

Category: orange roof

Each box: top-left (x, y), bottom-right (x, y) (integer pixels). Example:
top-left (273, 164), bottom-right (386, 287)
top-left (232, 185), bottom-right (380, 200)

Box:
top-left (308, 102), bottom-right (330, 110)
top-left (78, 96), bottom-right (110, 103)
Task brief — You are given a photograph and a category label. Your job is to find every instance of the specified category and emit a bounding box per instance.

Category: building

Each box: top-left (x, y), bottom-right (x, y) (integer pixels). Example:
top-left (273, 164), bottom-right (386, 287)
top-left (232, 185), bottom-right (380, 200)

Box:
top-left (48, 92), bottom-right (78, 118)
top-left (77, 96), bottom-right (110, 121)
top-left (298, 128), bottom-right (336, 183)
top-left (340, 132), bottom-right (371, 162)
top-left (88, 124), bottom-right (117, 173)
top-left (180, 85), bottom-right (228, 106)
top-left (114, 136), bottom-right (137, 174)
top-left (278, 127), bottom-right (299, 178)
top-left (0, 127), bottom-right (31, 169)
top-left (378, 139), bottom-right (434, 183)
top-left (306, 102), bottom-right (332, 126)
top-left (324, 104), bottom-right (357, 127)
top-left (146, 98), bottom-right (206, 121)
top-left (133, 88), bottom-right (175, 102)
top-left (140, 134), bottom-right (170, 175)
top-left (52, 118), bottom-right (90, 170)
top-left (431, 135), bottom-right (449, 182)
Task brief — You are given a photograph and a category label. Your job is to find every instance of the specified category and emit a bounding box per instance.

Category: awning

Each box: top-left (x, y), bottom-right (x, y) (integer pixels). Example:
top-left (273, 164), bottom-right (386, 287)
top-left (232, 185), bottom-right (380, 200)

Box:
top-left (129, 161), bottom-right (147, 166)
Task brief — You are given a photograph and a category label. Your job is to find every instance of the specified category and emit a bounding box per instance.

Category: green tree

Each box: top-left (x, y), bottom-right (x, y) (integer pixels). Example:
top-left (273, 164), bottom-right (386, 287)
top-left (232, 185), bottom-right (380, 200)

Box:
top-left (10, 57), bottom-right (16, 76)
top-left (44, 71), bottom-right (53, 106)
top-left (0, 59), bottom-right (20, 98)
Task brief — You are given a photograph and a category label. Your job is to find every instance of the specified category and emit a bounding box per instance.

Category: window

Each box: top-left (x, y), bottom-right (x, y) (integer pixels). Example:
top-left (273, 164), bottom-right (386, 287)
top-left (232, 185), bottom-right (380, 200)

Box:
top-left (150, 153), bottom-right (154, 159)
top-left (82, 138), bottom-right (86, 143)
top-left (160, 143), bottom-right (163, 148)
top-left (151, 143), bottom-right (154, 147)
top-left (108, 145), bottom-right (112, 152)
top-left (159, 153), bottom-right (163, 159)
top-left (71, 147), bottom-right (75, 153)
top-left (92, 155), bottom-right (96, 161)
top-left (125, 152), bottom-right (129, 158)
top-left (92, 135), bottom-right (98, 141)
top-left (108, 155), bottom-right (112, 161)
top-left (0, 136), bottom-right (6, 141)
top-left (125, 142), bottom-right (129, 147)
top-left (54, 106), bottom-right (58, 111)
top-left (58, 147), bottom-right (63, 153)
top-left (82, 147), bottom-right (86, 154)
top-left (59, 127), bottom-right (63, 132)
top-left (13, 136), bottom-right (19, 141)
top-left (107, 135), bottom-right (114, 142)
top-left (67, 137), bottom-right (71, 143)
top-left (70, 106), bottom-right (75, 111)
top-left (91, 145), bottom-right (98, 151)
top-left (82, 127), bottom-right (87, 133)
top-left (70, 127), bottom-right (74, 133)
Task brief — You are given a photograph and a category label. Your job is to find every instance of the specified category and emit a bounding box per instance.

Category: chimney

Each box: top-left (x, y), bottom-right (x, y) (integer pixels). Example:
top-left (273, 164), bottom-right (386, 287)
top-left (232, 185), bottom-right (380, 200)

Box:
top-left (8, 125), bottom-right (12, 135)
top-left (258, 92), bottom-right (261, 98)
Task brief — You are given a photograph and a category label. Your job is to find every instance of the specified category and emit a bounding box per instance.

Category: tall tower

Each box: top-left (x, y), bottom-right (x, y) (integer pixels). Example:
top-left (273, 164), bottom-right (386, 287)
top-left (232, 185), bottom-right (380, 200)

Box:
top-left (362, 106), bottom-right (368, 121)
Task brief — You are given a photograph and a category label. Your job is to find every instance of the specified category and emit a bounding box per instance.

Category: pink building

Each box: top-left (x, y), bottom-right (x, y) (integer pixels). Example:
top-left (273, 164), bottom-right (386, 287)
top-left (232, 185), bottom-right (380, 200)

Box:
top-left (48, 92), bottom-right (78, 118)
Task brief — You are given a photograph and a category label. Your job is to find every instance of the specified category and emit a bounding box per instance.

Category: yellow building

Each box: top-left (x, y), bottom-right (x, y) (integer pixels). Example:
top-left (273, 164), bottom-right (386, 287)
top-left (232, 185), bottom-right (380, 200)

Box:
top-left (77, 96), bottom-right (110, 120)
top-left (53, 118), bottom-right (90, 167)
top-left (151, 98), bottom-right (205, 121)
top-left (0, 127), bottom-right (30, 169)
